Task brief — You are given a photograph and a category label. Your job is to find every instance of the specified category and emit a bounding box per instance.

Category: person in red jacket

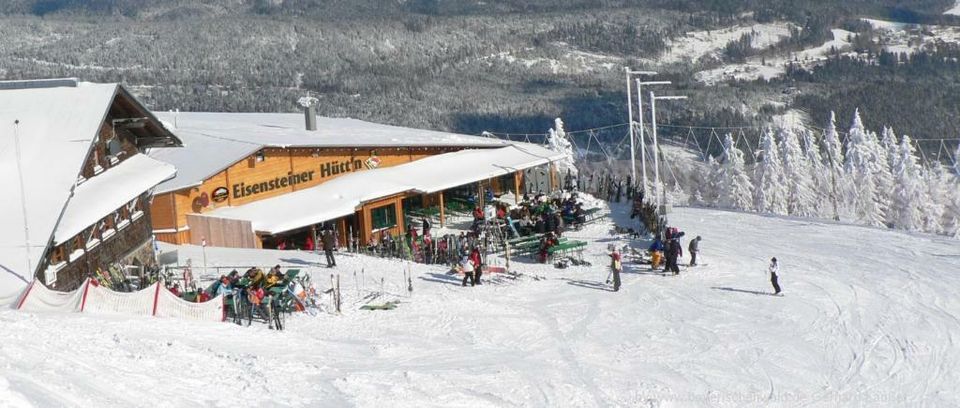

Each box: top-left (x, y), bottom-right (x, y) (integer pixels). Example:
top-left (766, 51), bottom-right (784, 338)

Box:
top-left (304, 234), bottom-right (315, 251)
top-left (469, 246), bottom-right (483, 285)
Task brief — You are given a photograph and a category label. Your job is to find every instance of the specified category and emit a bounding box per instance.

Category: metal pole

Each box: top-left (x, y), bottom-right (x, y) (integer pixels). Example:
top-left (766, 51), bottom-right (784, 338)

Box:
top-left (649, 92), bottom-right (661, 210)
top-left (636, 79), bottom-right (647, 197)
top-left (625, 68), bottom-right (636, 182)
top-left (13, 120), bottom-right (33, 279)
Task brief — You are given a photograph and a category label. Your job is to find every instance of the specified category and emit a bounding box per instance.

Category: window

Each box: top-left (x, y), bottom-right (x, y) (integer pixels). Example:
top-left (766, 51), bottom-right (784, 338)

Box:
top-left (370, 204), bottom-right (397, 231)
top-left (49, 245), bottom-right (66, 265)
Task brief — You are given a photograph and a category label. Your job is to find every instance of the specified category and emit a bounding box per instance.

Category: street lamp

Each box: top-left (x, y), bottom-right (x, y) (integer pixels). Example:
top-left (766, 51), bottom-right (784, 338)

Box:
top-left (636, 79), bottom-right (671, 199)
top-left (624, 68), bottom-right (657, 183)
top-left (649, 92), bottom-right (687, 213)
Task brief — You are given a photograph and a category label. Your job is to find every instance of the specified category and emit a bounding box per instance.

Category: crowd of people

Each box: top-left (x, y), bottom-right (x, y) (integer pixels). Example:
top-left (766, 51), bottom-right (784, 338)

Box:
top-left (350, 190), bottom-right (596, 268)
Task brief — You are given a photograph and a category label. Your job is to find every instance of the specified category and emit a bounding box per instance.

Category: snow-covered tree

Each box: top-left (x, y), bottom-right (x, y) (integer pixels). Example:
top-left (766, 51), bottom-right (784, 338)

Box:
top-left (866, 130), bottom-right (894, 223)
top-left (753, 128), bottom-right (787, 214)
top-left (920, 163), bottom-right (947, 234)
top-left (779, 126), bottom-right (816, 217)
top-left (946, 159), bottom-right (960, 237)
top-left (698, 155), bottom-right (721, 206)
top-left (692, 188), bottom-right (704, 206)
top-left (880, 127), bottom-right (900, 170)
top-left (715, 134), bottom-right (754, 210)
top-left (547, 118), bottom-right (578, 177)
top-left (844, 110), bottom-right (885, 226)
top-left (821, 111), bottom-right (845, 218)
top-left (891, 136), bottom-right (925, 231)
top-left (667, 181), bottom-right (688, 206)
top-left (954, 143), bottom-right (960, 177)
top-left (800, 128), bottom-right (829, 217)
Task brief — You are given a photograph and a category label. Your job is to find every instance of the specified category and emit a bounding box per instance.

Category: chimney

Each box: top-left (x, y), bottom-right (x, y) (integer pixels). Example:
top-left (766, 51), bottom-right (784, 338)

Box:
top-left (298, 96), bottom-right (319, 131)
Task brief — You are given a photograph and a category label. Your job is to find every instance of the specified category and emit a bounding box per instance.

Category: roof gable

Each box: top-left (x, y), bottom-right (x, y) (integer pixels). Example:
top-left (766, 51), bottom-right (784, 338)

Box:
top-left (0, 80), bottom-right (179, 293)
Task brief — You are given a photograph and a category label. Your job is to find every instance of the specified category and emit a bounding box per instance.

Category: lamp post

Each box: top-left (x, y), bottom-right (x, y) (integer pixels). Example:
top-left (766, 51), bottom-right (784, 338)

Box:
top-left (624, 69), bottom-right (657, 183)
top-left (635, 79), bottom-right (671, 199)
top-left (13, 119), bottom-right (33, 281)
top-left (649, 92), bottom-right (687, 212)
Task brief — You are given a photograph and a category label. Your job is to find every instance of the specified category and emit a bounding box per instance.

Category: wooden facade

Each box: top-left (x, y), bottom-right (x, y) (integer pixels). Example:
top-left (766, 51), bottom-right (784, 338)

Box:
top-left (151, 146), bottom-right (459, 246)
top-left (151, 141), bottom-right (560, 250)
top-left (40, 89), bottom-right (180, 290)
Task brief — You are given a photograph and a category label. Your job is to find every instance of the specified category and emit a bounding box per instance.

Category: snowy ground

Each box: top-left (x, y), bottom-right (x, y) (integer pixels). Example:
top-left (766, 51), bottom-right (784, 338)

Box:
top-left (695, 29), bottom-right (855, 85)
top-left (659, 23), bottom-right (795, 65)
top-left (2, 203), bottom-right (959, 407)
top-left (947, 1), bottom-right (960, 16)
top-left (861, 18), bottom-right (960, 54)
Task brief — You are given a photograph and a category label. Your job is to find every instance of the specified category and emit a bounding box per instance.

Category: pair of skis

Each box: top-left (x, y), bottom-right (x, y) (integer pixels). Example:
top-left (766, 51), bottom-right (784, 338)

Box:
top-left (330, 274), bottom-right (341, 314)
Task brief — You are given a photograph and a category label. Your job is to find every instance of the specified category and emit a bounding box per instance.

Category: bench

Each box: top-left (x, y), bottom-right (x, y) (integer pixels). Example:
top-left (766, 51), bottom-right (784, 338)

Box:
top-left (547, 240), bottom-right (588, 259)
top-left (515, 237), bottom-right (569, 257)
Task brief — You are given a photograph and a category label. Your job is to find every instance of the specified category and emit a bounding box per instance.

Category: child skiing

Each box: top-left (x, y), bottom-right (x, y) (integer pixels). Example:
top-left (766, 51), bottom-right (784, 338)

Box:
top-left (769, 257), bottom-right (781, 295)
top-left (648, 238), bottom-right (664, 270)
top-left (608, 247), bottom-right (622, 292)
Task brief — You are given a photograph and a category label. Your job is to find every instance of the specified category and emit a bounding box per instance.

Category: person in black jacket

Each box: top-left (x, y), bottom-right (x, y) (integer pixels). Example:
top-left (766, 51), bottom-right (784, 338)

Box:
top-left (688, 236), bottom-right (702, 266)
top-left (665, 238), bottom-right (681, 275)
top-left (322, 229), bottom-right (337, 267)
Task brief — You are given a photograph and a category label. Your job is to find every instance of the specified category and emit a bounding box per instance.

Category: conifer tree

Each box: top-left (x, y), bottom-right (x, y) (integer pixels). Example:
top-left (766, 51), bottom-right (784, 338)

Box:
top-left (891, 136), bottom-right (925, 231)
top-left (753, 128), bottom-right (787, 214)
top-left (800, 128), bottom-right (828, 217)
top-left (701, 155), bottom-right (721, 206)
top-left (920, 164), bottom-right (947, 234)
top-left (547, 118), bottom-right (577, 177)
top-left (780, 125), bottom-right (815, 217)
top-left (716, 134), bottom-right (754, 211)
top-left (844, 110), bottom-right (885, 226)
top-left (821, 111), bottom-right (845, 218)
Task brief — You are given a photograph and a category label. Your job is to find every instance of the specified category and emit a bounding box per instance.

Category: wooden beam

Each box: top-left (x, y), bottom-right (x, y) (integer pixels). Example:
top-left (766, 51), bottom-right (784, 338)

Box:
top-left (439, 191), bottom-right (445, 228)
top-left (514, 171), bottom-right (521, 205)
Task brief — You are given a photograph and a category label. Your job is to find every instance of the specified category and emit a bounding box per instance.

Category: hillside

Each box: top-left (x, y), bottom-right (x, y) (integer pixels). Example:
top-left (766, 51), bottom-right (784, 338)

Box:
top-left (1, 203), bottom-right (958, 406)
top-left (1, 1), bottom-right (960, 143)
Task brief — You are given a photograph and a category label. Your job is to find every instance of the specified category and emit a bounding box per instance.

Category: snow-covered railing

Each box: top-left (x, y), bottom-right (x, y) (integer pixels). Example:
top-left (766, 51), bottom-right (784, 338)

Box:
top-left (15, 279), bottom-right (225, 323)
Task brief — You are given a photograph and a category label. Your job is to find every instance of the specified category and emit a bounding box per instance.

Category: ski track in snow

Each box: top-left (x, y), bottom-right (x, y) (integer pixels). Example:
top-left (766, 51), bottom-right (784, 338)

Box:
top-left (1, 203), bottom-right (959, 407)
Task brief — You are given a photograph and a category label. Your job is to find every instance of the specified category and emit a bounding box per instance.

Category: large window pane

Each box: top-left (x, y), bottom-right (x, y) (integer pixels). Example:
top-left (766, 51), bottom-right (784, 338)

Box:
top-left (371, 204), bottom-right (397, 230)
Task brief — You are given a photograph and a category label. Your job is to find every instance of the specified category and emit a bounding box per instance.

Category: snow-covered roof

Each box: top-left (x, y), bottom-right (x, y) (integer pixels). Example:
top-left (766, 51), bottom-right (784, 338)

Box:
top-left (55, 155), bottom-right (177, 243)
top-left (204, 144), bottom-right (563, 234)
top-left (0, 82), bottom-right (117, 292)
top-left (0, 80), bottom-right (179, 294)
top-left (149, 112), bottom-right (513, 194)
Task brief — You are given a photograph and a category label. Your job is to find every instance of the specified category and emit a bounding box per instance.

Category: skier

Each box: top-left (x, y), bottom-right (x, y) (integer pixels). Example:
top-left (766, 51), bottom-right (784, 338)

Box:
top-left (665, 237), bottom-right (681, 275)
top-left (322, 229), bottom-right (337, 267)
top-left (469, 246), bottom-right (483, 285)
top-left (648, 237), bottom-right (664, 270)
top-left (609, 247), bottom-right (622, 291)
top-left (769, 257), bottom-right (781, 295)
top-left (460, 255), bottom-right (475, 287)
top-left (688, 236), bottom-right (702, 266)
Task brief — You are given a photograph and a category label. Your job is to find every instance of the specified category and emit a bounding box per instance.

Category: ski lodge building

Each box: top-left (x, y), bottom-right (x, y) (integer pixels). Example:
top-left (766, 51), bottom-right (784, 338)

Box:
top-left (0, 79), bottom-right (181, 293)
top-left (147, 109), bottom-right (564, 250)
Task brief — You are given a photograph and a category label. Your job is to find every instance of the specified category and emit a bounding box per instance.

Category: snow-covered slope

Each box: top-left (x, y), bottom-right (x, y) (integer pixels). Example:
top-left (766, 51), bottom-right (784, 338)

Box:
top-left (947, 1), bottom-right (960, 16)
top-left (2, 204), bottom-right (959, 407)
top-left (660, 23), bottom-right (795, 65)
top-left (696, 29), bottom-right (854, 85)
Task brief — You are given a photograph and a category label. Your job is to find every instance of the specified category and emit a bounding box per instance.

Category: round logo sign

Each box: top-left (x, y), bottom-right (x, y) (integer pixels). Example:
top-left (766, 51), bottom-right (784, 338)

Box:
top-left (212, 187), bottom-right (229, 203)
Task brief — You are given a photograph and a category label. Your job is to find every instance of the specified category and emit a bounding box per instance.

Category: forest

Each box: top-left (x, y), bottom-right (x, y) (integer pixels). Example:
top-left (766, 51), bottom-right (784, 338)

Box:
top-left (0, 0), bottom-right (959, 150)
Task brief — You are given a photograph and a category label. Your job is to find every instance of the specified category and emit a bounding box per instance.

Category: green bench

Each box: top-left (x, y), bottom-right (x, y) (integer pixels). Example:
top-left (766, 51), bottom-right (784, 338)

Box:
top-left (444, 199), bottom-right (472, 216)
top-left (547, 240), bottom-right (588, 258)
top-left (515, 237), bottom-right (569, 256)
